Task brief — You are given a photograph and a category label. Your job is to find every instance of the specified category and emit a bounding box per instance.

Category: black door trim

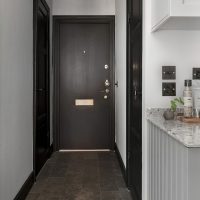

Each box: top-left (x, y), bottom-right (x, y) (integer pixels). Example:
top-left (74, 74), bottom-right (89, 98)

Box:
top-left (14, 172), bottom-right (34, 200)
top-left (115, 143), bottom-right (127, 184)
top-left (126, 0), bottom-right (143, 198)
top-left (33, 0), bottom-right (50, 180)
top-left (53, 16), bottom-right (115, 151)
top-left (126, 0), bottom-right (131, 187)
top-left (126, 0), bottom-right (131, 185)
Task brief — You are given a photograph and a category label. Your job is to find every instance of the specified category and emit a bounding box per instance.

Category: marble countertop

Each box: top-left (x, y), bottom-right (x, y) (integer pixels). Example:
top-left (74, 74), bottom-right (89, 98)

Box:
top-left (147, 108), bottom-right (200, 148)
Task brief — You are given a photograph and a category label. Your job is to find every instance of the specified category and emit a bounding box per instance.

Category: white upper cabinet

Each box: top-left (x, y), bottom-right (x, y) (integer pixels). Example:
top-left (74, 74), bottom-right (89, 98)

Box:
top-left (152, 0), bottom-right (200, 31)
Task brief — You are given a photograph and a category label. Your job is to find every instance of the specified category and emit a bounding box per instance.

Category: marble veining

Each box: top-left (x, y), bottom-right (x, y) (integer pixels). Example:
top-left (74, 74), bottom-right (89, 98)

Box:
top-left (147, 108), bottom-right (200, 148)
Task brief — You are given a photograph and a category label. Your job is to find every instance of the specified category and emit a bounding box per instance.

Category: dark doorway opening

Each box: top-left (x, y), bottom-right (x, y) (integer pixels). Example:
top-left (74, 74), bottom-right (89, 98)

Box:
top-left (33, 0), bottom-right (51, 177)
top-left (53, 16), bottom-right (115, 151)
top-left (127, 0), bottom-right (143, 199)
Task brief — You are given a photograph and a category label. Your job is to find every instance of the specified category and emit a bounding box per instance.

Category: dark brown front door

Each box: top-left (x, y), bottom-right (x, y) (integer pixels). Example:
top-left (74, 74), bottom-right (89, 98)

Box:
top-left (54, 17), bottom-right (115, 150)
top-left (34, 0), bottom-right (50, 176)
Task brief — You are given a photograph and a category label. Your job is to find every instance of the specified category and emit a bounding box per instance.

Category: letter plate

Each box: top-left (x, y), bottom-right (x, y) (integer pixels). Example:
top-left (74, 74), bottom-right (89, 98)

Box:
top-left (75, 99), bottom-right (94, 106)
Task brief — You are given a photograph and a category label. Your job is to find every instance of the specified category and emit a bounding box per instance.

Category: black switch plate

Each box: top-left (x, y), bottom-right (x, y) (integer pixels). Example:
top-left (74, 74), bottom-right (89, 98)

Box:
top-left (162, 82), bottom-right (176, 96)
top-left (193, 68), bottom-right (200, 79)
top-left (162, 66), bottom-right (176, 80)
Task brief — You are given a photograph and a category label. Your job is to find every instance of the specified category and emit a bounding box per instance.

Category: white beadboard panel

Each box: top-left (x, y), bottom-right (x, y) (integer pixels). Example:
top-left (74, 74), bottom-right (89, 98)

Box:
top-left (188, 148), bottom-right (200, 200)
top-left (148, 120), bottom-right (200, 200)
top-left (148, 121), bottom-right (190, 200)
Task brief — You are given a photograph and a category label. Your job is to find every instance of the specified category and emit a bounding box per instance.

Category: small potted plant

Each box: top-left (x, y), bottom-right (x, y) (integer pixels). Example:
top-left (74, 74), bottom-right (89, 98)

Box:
top-left (163, 97), bottom-right (184, 120)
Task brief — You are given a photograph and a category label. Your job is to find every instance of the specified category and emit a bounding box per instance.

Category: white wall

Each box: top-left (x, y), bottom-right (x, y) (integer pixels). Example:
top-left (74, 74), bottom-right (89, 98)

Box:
top-left (53, 0), bottom-right (115, 15)
top-left (115, 0), bottom-right (127, 167)
top-left (144, 30), bottom-right (200, 108)
top-left (0, 0), bottom-right (33, 199)
top-left (0, 0), bottom-right (53, 199)
top-left (143, 0), bottom-right (200, 199)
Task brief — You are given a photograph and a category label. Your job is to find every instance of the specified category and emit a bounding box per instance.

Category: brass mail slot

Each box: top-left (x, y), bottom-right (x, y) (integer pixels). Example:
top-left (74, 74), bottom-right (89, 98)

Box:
top-left (75, 99), bottom-right (94, 106)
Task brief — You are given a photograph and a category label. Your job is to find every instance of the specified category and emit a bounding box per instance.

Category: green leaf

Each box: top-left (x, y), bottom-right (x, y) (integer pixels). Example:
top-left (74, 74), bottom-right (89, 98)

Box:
top-left (170, 97), bottom-right (184, 112)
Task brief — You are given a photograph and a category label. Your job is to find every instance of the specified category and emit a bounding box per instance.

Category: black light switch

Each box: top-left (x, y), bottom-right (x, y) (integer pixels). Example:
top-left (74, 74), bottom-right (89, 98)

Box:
top-left (162, 82), bottom-right (176, 96)
top-left (193, 68), bottom-right (200, 80)
top-left (162, 66), bottom-right (176, 80)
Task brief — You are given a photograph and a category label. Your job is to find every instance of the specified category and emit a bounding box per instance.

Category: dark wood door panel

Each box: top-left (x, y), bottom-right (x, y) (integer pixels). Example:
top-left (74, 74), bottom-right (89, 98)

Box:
top-left (54, 17), bottom-right (115, 151)
top-left (59, 23), bottom-right (112, 149)
top-left (127, 0), bottom-right (143, 199)
top-left (128, 0), bottom-right (142, 25)
top-left (129, 24), bottom-right (142, 200)
top-left (34, 0), bottom-right (50, 176)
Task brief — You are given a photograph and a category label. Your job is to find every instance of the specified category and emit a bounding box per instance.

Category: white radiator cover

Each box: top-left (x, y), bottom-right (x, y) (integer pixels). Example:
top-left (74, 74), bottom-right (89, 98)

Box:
top-left (148, 121), bottom-right (200, 200)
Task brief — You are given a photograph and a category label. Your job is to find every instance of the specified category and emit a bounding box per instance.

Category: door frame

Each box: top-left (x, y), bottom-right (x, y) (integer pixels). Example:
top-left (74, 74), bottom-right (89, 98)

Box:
top-left (33, 0), bottom-right (50, 179)
top-left (126, 0), bottom-right (143, 196)
top-left (53, 16), bottom-right (115, 151)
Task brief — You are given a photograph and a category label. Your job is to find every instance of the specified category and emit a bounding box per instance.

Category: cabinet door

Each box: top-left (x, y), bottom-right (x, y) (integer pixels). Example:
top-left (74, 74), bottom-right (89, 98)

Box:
top-left (152, 0), bottom-right (169, 29)
top-left (171, 0), bottom-right (200, 16)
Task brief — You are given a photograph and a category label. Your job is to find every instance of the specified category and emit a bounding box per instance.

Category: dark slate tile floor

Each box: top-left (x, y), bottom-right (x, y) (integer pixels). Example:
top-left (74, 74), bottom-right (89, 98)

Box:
top-left (26, 151), bottom-right (132, 200)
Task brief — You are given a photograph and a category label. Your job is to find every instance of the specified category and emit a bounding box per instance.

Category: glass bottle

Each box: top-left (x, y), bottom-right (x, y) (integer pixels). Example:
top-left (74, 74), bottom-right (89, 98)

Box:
top-left (183, 80), bottom-right (193, 118)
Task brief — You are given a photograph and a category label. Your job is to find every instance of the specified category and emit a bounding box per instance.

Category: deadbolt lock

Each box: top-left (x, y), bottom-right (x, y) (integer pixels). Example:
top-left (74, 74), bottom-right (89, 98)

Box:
top-left (104, 64), bottom-right (109, 70)
top-left (105, 80), bottom-right (110, 87)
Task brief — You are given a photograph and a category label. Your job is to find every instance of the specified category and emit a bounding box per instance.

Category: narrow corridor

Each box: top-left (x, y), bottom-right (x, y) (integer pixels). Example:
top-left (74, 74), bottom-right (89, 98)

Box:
top-left (26, 151), bottom-right (132, 200)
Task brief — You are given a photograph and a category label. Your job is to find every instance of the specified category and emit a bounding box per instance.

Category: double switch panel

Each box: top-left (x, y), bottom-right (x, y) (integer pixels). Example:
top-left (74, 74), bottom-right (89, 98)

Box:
top-left (162, 67), bottom-right (200, 96)
top-left (162, 66), bottom-right (176, 96)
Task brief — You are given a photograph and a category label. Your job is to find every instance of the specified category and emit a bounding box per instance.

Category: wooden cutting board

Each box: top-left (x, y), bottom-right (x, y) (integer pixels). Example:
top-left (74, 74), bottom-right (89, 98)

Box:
top-left (177, 116), bottom-right (200, 123)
